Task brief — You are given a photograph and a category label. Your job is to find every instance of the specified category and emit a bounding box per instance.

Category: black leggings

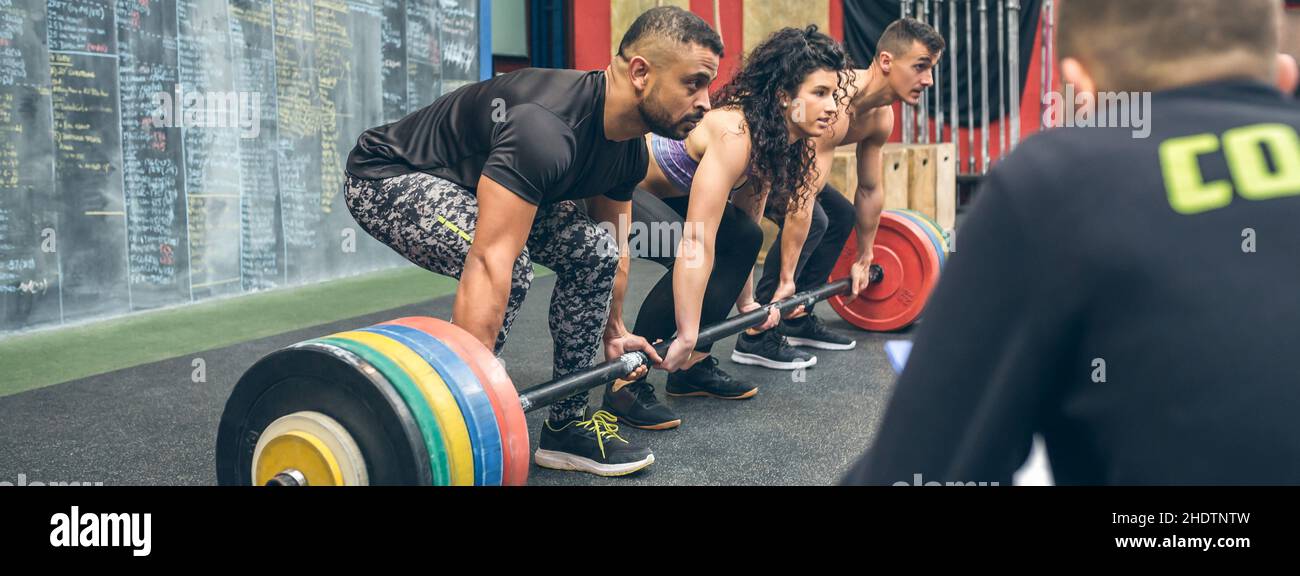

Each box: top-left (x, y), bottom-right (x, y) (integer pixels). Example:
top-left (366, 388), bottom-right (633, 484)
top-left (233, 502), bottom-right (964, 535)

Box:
top-left (630, 188), bottom-right (765, 354)
top-left (754, 185), bottom-right (855, 309)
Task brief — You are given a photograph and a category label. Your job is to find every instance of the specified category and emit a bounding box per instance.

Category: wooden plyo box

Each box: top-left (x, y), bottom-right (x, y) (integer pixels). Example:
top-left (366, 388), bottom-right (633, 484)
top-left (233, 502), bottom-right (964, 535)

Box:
top-left (827, 143), bottom-right (956, 233)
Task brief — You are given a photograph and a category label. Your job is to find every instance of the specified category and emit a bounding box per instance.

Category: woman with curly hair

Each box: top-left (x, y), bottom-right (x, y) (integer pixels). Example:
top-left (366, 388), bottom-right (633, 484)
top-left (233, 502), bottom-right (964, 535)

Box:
top-left (599, 25), bottom-right (853, 430)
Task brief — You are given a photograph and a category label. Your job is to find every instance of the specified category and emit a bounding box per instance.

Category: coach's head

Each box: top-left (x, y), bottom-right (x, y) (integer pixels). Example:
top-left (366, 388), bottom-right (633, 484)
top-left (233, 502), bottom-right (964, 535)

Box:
top-left (1059, 0), bottom-right (1283, 96)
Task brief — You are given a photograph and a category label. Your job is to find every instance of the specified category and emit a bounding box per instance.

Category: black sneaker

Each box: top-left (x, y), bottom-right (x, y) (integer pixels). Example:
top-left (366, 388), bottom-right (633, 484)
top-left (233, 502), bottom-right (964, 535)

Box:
top-left (730, 329), bottom-right (818, 370)
top-left (780, 314), bottom-right (857, 350)
top-left (666, 356), bottom-right (758, 399)
top-left (601, 379), bottom-right (682, 430)
top-left (534, 410), bottom-right (655, 477)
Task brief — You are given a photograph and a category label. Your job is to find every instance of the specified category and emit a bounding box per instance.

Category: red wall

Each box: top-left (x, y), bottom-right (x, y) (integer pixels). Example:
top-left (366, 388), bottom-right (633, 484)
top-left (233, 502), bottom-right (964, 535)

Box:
top-left (829, 0), bottom-right (843, 41)
top-left (572, 0), bottom-right (746, 89)
top-left (571, 0), bottom-right (611, 71)
top-left (571, 0), bottom-right (1052, 172)
top-left (690, 0), bottom-right (744, 87)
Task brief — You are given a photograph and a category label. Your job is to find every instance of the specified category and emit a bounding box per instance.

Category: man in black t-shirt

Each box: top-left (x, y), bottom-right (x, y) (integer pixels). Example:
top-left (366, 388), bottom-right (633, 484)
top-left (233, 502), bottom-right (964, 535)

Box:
top-left (345, 7), bottom-right (722, 478)
top-left (844, 0), bottom-right (1300, 485)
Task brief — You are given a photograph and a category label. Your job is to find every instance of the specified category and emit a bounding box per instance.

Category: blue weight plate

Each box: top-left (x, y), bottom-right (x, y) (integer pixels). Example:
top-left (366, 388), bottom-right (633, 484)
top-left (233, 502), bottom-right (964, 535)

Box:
top-left (365, 324), bottom-right (504, 486)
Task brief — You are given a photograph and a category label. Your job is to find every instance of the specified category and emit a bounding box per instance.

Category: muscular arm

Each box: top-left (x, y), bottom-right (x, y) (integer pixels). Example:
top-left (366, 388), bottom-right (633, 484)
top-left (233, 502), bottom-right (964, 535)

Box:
top-left (454, 175), bottom-right (537, 352)
top-left (850, 108), bottom-right (893, 292)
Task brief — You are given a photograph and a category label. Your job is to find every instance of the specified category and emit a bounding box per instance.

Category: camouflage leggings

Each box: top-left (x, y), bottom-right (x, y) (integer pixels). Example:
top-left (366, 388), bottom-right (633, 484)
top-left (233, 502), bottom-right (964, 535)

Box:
top-left (344, 172), bottom-right (618, 422)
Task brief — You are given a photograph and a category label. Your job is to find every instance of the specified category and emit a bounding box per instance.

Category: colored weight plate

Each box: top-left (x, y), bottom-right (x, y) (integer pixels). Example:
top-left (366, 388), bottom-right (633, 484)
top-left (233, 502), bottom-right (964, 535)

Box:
top-left (914, 210), bottom-right (951, 253)
top-left (886, 211), bottom-right (945, 327)
top-left (364, 324), bottom-right (504, 486)
top-left (896, 209), bottom-right (947, 265)
top-left (215, 342), bottom-right (431, 486)
top-left (332, 331), bottom-right (475, 486)
top-left (828, 211), bottom-right (940, 331)
top-left (899, 209), bottom-right (950, 259)
top-left (914, 211), bottom-right (951, 259)
top-left (253, 411), bottom-right (369, 486)
top-left (255, 430), bottom-right (344, 486)
top-left (388, 317), bottom-right (530, 486)
top-left (315, 336), bottom-right (452, 486)
top-left (891, 209), bottom-right (946, 268)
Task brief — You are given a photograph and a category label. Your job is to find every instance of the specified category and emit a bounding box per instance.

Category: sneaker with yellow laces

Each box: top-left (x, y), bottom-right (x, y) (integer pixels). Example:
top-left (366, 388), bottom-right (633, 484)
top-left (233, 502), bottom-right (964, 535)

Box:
top-left (533, 410), bottom-right (655, 477)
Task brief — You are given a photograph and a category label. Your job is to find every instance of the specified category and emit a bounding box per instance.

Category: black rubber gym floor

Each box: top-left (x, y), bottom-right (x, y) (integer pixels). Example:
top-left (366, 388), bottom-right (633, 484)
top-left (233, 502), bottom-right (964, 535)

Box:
top-left (0, 260), bottom-right (906, 486)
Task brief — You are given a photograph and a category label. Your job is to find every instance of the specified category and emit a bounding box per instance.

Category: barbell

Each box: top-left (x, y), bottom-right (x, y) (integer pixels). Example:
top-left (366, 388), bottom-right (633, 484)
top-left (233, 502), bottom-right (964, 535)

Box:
top-left (214, 209), bottom-right (949, 486)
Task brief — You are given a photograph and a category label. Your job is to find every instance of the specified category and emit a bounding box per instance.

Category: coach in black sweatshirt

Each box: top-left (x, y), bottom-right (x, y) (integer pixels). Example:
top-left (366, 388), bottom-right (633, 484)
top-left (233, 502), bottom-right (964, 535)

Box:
top-left (844, 0), bottom-right (1300, 485)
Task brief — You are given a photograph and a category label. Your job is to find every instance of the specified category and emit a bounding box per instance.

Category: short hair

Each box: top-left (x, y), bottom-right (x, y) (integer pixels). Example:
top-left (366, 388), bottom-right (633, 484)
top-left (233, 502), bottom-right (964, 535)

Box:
top-left (1059, 0), bottom-right (1280, 91)
top-left (617, 6), bottom-right (725, 60)
top-left (876, 17), bottom-right (946, 60)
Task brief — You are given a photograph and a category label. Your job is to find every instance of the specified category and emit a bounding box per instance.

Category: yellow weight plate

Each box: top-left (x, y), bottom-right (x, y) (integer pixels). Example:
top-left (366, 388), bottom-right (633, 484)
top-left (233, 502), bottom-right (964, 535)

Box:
top-left (334, 330), bottom-right (475, 486)
top-left (254, 411), bottom-right (369, 486)
top-left (254, 431), bottom-right (344, 486)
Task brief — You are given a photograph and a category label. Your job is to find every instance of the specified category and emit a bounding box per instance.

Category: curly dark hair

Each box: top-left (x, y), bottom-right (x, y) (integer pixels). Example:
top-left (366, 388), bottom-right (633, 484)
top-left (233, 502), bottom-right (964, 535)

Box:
top-left (711, 25), bottom-right (854, 214)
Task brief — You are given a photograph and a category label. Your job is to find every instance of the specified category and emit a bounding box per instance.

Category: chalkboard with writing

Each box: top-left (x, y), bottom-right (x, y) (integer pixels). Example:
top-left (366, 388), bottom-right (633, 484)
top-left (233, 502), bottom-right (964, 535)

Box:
top-left (179, 0), bottom-right (243, 299)
top-left (48, 0), bottom-right (130, 324)
top-left (438, 0), bottom-right (476, 94)
top-left (117, 0), bottom-right (187, 310)
top-left (405, 0), bottom-right (438, 109)
top-left (380, 0), bottom-right (405, 121)
top-left (0, 0), bottom-right (479, 334)
top-left (0, 0), bottom-right (59, 329)
top-left (229, 0), bottom-right (280, 293)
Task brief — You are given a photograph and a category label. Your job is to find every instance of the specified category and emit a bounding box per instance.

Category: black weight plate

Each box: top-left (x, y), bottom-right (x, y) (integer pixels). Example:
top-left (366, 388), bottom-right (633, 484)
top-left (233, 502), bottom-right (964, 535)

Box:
top-left (215, 341), bottom-right (432, 486)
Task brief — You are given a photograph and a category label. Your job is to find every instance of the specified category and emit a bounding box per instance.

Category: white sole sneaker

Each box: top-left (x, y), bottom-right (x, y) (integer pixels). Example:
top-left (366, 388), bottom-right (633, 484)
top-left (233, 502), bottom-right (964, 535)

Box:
top-left (785, 336), bottom-right (857, 351)
top-left (533, 449), bottom-right (655, 477)
top-left (729, 351), bottom-right (818, 370)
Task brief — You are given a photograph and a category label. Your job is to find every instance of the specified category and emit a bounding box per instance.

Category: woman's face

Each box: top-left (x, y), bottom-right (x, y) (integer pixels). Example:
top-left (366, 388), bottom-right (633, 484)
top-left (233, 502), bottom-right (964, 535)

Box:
top-left (786, 68), bottom-right (843, 138)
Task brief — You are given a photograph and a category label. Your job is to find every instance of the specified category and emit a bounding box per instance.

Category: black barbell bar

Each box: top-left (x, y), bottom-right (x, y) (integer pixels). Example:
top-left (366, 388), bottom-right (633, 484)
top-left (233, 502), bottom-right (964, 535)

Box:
top-left (516, 267), bottom-right (882, 412)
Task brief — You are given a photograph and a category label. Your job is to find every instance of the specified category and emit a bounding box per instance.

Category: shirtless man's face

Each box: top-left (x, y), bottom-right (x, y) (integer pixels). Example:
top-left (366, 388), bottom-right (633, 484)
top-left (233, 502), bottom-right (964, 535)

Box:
top-left (884, 41), bottom-right (940, 105)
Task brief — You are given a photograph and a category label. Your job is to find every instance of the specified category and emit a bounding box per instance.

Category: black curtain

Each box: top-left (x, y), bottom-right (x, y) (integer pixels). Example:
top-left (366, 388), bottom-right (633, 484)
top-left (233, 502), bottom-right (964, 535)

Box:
top-left (844, 0), bottom-right (1043, 126)
top-left (531, 0), bottom-right (568, 68)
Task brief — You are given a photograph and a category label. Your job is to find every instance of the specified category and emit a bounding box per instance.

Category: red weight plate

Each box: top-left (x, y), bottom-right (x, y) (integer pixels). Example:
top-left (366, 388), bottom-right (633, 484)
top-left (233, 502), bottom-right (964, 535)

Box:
top-left (893, 209), bottom-right (946, 268)
top-left (387, 317), bottom-right (531, 486)
top-left (828, 211), bottom-right (941, 331)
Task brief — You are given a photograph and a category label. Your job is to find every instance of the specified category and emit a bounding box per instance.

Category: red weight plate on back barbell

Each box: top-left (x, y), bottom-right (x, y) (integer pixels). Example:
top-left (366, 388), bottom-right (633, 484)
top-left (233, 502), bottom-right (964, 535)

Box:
top-left (828, 211), bottom-right (941, 332)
